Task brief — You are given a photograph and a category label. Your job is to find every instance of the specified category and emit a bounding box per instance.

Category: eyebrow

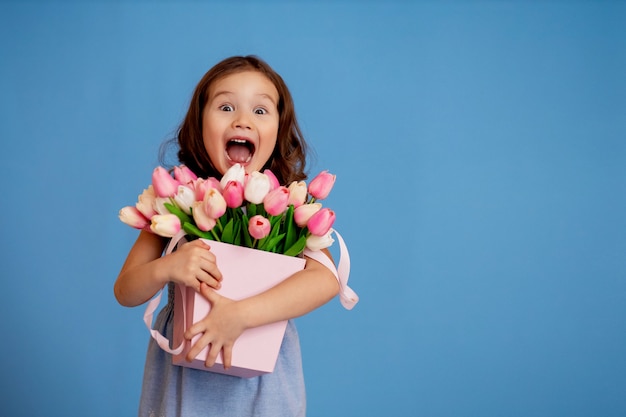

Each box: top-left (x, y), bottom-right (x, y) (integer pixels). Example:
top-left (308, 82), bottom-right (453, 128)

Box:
top-left (212, 90), bottom-right (278, 106)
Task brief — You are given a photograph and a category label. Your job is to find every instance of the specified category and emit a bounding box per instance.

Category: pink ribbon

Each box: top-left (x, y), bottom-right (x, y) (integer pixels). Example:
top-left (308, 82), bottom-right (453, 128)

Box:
top-left (303, 229), bottom-right (358, 310)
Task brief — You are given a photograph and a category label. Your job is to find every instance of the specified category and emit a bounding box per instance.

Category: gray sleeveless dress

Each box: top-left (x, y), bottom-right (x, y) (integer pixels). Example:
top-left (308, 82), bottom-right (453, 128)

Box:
top-left (138, 283), bottom-right (306, 417)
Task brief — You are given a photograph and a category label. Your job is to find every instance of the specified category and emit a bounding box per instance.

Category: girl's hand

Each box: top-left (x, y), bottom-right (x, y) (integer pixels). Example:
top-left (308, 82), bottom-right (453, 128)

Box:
top-left (165, 240), bottom-right (223, 293)
top-left (184, 283), bottom-right (246, 369)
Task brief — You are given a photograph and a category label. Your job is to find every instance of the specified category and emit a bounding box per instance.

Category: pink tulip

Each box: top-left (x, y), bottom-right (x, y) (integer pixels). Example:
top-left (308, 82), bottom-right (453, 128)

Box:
top-left (306, 208), bottom-right (335, 236)
top-left (308, 170), bottom-right (336, 200)
top-left (173, 165), bottom-right (198, 185)
top-left (287, 181), bottom-right (307, 208)
top-left (222, 180), bottom-right (245, 208)
top-left (207, 177), bottom-right (222, 191)
top-left (248, 215), bottom-right (271, 240)
top-left (294, 203), bottom-right (322, 227)
top-left (119, 206), bottom-right (150, 229)
top-left (150, 214), bottom-right (181, 237)
top-left (152, 166), bottom-right (180, 198)
top-left (192, 201), bottom-right (216, 232)
top-left (203, 188), bottom-right (227, 219)
top-left (263, 186), bottom-right (290, 216)
top-left (135, 186), bottom-right (157, 219)
top-left (263, 169), bottom-right (280, 191)
top-left (191, 178), bottom-right (211, 201)
top-left (244, 171), bottom-right (271, 204)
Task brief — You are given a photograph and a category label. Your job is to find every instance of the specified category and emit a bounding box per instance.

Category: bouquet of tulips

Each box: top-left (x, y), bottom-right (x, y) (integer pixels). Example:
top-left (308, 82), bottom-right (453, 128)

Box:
top-left (119, 163), bottom-right (337, 256)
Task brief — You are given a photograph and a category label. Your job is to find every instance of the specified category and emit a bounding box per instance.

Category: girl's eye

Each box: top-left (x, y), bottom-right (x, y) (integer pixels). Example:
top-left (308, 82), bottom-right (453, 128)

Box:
top-left (220, 104), bottom-right (234, 112)
top-left (254, 107), bottom-right (267, 115)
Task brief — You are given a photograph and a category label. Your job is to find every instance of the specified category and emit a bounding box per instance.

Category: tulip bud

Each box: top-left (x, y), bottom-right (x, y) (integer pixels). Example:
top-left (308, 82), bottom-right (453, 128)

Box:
top-left (207, 176), bottom-right (222, 191)
top-left (135, 186), bottom-right (157, 219)
top-left (192, 201), bottom-right (216, 232)
top-left (223, 180), bottom-right (244, 208)
top-left (287, 181), bottom-right (307, 208)
top-left (244, 171), bottom-right (271, 204)
top-left (191, 178), bottom-right (210, 202)
top-left (203, 188), bottom-right (227, 219)
top-left (306, 231), bottom-right (335, 251)
top-left (263, 169), bottom-right (280, 191)
top-left (150, 214), bottom-right (181, 237)
top-left (263, 186), bottom-right (290, 216)
top-left (119, 206), bottom-right (150, 229)
top-left (154, 197), bottom-right (171, 215)
top-left (173, 165), bottom-right (198, 185)
top-left (152, 166), bottom-right (180, 198)
top-left (248, 215), bottom-right (271, 240)
top-left (306, 208), bottom-right (335, 236)
top-left (308, 170), bottom-right (336, 200)
top-left (173, 185), bottom-right (196, 215)
top-left (294, 203), bottom-right (322, 227)
top-left (220, 163), bottom-right (246, 189)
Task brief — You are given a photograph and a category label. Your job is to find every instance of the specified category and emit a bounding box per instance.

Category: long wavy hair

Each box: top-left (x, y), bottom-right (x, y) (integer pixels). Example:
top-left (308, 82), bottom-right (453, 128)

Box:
top-left (160, 55), bottom-right (309, 185)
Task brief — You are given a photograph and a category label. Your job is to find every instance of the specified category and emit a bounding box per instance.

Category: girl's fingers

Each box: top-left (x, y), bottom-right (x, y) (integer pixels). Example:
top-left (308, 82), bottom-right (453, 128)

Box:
top-left (185, 330), bottom-right (211, 361)
top-left (199, 258), bottom-right (223, 281)
top-left (205, 342), bottom-right (222, 368)
top-left (199, 282), bottom-right (219, 302)
top-left (221, 345), bottom-right (233, 370)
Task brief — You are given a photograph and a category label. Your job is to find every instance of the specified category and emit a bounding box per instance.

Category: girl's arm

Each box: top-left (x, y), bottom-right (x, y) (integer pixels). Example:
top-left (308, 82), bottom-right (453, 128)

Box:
top-left (114, 231), bottom-right (223, 307)
top-left (184, 252), bottom-right (339, 368)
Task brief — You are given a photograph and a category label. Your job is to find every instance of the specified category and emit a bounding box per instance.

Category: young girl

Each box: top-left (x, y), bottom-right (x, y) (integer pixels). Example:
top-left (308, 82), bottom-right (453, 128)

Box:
top-left (115, 56), bottom-right (339, 416)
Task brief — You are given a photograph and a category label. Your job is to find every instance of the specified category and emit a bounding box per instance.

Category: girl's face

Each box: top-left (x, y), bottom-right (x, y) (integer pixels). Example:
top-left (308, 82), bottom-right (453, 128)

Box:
top-left (202, 70), bottom-right (280, 175)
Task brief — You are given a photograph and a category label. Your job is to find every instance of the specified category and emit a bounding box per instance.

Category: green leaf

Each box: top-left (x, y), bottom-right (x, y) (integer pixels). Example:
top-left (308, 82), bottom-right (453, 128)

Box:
top-left (283, 235), bottom-right (307, 257)
top-left (183, 222), bottom-right (213, 240)
top-left (284, 206), bottom-right (296, 249)
top-left (247, 203), bottom-right (257, 217)
top-left (232, 219), bottom-right (242, 246)
top-left (270, 214), bottom-right (282, 228)
top-left (260, 233), bottom-right (285, 252)
top-left (241, 214), bottom-right (253, 247)
top-left (222, 218), bottom-right (235, 244)
top-left (164, 202), bottom-right (192, 225)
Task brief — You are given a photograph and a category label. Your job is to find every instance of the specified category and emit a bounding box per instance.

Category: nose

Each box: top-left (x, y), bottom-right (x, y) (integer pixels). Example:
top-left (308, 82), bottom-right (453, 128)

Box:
top-left (233, 111), bottom-right (252, 130)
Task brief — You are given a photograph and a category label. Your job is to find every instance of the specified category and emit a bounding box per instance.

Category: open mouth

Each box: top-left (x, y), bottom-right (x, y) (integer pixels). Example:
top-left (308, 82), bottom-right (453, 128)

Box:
top-left (226, 138), bottom-right (255, 164)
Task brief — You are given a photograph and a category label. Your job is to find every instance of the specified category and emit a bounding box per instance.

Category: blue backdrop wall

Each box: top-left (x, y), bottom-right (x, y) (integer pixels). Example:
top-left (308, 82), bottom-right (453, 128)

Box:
top-left (1, 1), bottom-right (625, 416)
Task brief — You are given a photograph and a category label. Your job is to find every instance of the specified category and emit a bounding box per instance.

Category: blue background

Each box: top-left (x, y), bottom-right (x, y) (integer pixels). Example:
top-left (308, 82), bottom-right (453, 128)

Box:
top-left (1, 1), bottom-right (625, 416)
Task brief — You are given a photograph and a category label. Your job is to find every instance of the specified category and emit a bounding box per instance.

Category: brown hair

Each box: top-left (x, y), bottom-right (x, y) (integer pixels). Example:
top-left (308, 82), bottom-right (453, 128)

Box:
top-left (161, 55), bottom-right (309, 185)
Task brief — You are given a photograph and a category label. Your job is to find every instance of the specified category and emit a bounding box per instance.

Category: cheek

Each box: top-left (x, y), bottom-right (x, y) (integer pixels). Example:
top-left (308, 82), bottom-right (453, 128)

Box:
top-left (202, 129), bottom-right (224, 164)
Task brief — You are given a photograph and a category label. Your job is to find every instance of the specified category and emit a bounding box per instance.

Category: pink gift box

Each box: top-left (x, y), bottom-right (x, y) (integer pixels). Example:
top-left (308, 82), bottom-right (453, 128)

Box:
top-left (171, 239), bottom-right (306, 378)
